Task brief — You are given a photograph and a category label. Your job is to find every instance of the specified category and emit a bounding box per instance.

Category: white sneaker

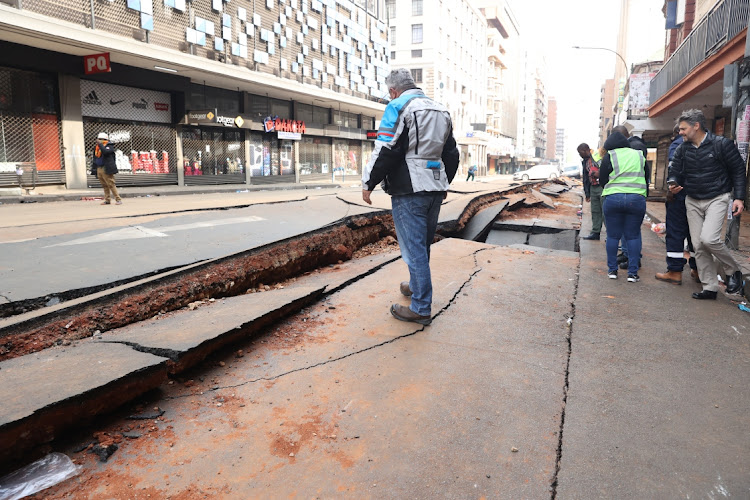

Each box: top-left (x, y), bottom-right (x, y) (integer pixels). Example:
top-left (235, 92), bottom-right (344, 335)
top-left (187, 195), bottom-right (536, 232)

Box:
top-left (608, 270), bottom-right (618, 279)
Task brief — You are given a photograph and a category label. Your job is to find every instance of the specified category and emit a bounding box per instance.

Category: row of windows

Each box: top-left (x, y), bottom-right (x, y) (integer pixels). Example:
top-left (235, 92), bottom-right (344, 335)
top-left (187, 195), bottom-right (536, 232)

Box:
top-left (390, 49), bottom-right (422, 60)
top-left (390, 24), bottom-right (423, 45)
top-left (385, 0), bottom-right (423, 18)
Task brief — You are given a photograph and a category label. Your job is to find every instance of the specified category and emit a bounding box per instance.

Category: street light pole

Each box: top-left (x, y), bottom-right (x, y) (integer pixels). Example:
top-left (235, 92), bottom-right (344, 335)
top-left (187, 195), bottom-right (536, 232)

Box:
top-left (572, 45), bottom-right (629, 127)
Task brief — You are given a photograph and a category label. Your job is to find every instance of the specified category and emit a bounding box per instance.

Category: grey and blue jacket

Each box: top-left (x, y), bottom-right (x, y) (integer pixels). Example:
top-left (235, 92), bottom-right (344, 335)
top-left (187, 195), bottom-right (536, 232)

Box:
top-left (362, 88), bottom-right (459, 195)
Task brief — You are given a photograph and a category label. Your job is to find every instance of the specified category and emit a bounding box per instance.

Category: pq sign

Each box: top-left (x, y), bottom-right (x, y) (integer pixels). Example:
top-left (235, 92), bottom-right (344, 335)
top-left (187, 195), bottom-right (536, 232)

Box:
top-left (84, 53), bottom-right (111, 75)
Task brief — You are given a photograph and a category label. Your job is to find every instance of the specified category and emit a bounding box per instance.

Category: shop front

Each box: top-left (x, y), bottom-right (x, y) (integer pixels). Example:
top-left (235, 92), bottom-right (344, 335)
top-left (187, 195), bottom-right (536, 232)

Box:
top-left (181, 125), bottom-right (246, 185)
top-left (333, 139), bottom-right (362, 183)
top-left (0, 66), bottom-right (65, 187)
top-left (81, 79), bottom-right (177, 187)
top-left (298, 136), bottom-right (333, 183)
top-left (248, 116), bottom-right (302, 185)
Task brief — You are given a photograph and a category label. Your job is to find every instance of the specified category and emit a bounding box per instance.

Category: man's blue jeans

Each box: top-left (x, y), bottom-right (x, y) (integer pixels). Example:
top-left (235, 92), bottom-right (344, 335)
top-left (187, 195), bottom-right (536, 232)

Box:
top-left (391, 192), bottom-right (444, 316)
top-left (603, 193), bottom-right (646, 275)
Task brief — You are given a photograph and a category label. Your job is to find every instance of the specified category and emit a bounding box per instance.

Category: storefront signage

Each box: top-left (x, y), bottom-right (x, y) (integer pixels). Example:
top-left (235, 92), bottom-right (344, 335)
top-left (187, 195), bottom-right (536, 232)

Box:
top-left (278, 131), bottom-right (302, 140)
top-left (216, 115), bottom-right (236, 127)
top-left (263, 116), bottom-right (306, 134)
top-left (366, 130), bottom-right (378, 140)
top-left (81, 80), bottom-right (172, 123)
top-left (84, 53), bottom-right (112, 75)
top-left (187, 109), bottom-right (216, 124)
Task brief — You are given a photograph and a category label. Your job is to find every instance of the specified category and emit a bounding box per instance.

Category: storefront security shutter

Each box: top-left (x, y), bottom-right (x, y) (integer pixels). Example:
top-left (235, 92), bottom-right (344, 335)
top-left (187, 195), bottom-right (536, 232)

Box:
top-left (182, 127), bottom-right (246, 185)
top-left (84, 120), bottom-right (177, 187)
top-left (0, 67), bottom-right (65, 187)
top-left (299, 137), bottom-right (332, 183)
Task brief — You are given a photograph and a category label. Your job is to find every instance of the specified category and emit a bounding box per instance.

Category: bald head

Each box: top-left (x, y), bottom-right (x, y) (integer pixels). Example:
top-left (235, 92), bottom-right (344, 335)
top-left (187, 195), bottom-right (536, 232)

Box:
top-left (612, 125), bottom-right (630, 138)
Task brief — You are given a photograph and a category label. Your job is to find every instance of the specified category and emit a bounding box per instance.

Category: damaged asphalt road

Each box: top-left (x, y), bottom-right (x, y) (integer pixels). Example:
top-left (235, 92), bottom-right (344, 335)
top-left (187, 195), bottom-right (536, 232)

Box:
top-left (35, 238), bottom-right (579, 499)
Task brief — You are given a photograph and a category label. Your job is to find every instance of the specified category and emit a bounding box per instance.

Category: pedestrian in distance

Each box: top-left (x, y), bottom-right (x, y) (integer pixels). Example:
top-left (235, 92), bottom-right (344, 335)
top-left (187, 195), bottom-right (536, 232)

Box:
top-left (579, 143), bottom-right (603, 240)
top-left (361, 68), bottom-right (460, 325)
top-left (599, 131), bottom-right (648, 282)
top-left (667, 108), bottom-right (746, 300)
top-left (655, 125), bottom-right (699, 285)
top-left (91, 132), bottom-right (122, 205)
top-left (466, 165), bottom-right (477, 181)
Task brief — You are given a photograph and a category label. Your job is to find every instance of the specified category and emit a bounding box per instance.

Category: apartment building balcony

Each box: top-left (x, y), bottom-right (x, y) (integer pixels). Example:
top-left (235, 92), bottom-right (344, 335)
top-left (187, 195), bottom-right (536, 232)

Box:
top-left (649, 0), bottom-right (749, 116)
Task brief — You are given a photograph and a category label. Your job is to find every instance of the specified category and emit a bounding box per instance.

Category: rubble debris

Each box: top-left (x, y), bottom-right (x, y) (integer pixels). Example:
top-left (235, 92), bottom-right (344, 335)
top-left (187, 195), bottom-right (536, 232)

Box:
top-left (90, 443), bottom-right (118, 462)
top-left (127, 408), bottom-right (165, 420)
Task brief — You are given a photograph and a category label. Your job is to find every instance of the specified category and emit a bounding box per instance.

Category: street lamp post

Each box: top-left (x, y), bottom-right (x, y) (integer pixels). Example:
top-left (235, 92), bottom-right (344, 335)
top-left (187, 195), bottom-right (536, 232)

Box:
top-left (572, 45), bottom-right (629, 125)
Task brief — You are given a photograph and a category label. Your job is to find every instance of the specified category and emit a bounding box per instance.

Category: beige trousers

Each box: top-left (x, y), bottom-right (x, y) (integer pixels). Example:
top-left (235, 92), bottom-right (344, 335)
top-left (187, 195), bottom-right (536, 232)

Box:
top-left (685, 192), bottom-right (740, 291)
top-left (97, 167), bottom-right (121, 203)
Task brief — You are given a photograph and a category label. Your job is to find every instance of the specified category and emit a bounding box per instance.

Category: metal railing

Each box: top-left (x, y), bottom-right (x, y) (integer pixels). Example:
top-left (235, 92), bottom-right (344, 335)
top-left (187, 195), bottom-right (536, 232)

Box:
top-left (650, 0), bottom-right (750, 105)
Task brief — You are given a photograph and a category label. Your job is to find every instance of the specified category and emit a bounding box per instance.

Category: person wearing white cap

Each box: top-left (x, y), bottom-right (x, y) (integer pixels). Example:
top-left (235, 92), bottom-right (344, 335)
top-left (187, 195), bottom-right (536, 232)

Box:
top-left (91, 132), bottom-right (122, 205)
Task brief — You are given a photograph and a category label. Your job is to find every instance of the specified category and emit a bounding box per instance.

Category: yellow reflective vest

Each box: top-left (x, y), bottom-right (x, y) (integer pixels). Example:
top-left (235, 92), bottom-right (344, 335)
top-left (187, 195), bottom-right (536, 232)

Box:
top-left (602, 148), bottom-right (647, 197)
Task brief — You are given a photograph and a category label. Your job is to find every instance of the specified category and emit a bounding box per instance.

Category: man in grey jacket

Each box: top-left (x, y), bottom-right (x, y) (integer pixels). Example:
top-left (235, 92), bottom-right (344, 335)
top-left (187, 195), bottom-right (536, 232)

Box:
top-left (362, 69), bottom-right (459, 325)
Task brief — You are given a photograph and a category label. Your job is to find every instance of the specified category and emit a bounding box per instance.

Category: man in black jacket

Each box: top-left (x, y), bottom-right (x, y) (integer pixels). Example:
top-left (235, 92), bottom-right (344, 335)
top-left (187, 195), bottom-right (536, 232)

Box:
top-left (91, 132), bottom-right (122, 205)
top-left (668, 109), bottom-right (746, 299)
top-left (578, 143), bottom-right (603, 240)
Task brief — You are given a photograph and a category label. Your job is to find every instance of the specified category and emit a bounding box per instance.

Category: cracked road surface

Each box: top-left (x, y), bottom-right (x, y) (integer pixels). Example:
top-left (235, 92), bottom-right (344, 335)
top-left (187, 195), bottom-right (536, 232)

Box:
top-left (38, 238), bottom-right (579, 499)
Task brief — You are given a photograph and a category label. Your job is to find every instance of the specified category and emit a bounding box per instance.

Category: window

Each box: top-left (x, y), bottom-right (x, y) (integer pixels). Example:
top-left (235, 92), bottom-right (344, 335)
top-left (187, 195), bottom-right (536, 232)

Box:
top-left (386, 0), bottom-right (396, 19)
top-left (411, 68), bottom-right (422, 83)
top-left (412, 0), bottom-right (422, 16)
top-left (390, 26), bottom-right (396, 45)
top-left (390, 51), bottom-right (396, 59)
top-left (411, 24), bottom-right (423, 44)
top-left (411, 49), bottom-right (422, 58)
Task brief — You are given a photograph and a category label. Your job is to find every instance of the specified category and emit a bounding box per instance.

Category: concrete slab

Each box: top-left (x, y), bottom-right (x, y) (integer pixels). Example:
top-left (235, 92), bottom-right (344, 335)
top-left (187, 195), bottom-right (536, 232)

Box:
top-left (485, 229), bottom-right (528, 246)
top-left (102, 286), bottom-right (326, 373)
top-left (530, 189), bottom-right (556, 207)
top-left (0, 342), bottom-right (167, 466)
top-left (556, 207), bottom-right (750, 497)
top-left (456, 201), bottom-right (508, 241)
top-left (42, 238), bottom-right (577, 498)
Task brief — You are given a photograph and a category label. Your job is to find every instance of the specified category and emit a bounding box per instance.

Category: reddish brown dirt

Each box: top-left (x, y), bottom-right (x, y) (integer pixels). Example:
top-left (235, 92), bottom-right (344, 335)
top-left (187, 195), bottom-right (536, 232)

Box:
top-left (0, 215), bottom-right (393, 362)
top-left (500, 189), bottom-right (582, 223)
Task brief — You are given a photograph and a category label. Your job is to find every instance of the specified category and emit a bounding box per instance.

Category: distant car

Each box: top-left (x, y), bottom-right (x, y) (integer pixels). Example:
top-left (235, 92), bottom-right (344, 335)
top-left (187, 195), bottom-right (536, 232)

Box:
top-left (512, 164), bottom-right (560, 182)
top-left (562, 164), bottom-right (582, 178)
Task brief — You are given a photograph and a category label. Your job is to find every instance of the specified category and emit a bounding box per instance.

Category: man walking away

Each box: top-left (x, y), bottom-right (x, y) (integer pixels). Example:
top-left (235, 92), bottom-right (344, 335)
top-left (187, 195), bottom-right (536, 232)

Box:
top-left (91, 132), bottom-right (122, 205)
top-left (668, 109), bottom-right (746, 299)
top-left (655, 125), bottom-right (698, 285)
top-left (579, 143), bottom-right (603, 240)
top-left (362, 68), bottom-right (460, 325)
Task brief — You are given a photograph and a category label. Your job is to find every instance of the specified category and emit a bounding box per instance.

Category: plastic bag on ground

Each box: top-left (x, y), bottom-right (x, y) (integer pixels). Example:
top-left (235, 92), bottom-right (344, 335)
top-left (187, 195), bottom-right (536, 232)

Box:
top-left (0, 452), bottom-right (81, 500)
top-left (651, 222), bottom-right (666, 234)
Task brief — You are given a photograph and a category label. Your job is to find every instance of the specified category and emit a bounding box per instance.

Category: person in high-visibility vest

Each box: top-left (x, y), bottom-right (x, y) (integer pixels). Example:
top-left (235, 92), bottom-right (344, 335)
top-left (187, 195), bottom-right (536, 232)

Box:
top-left (599, 131), bottom-right (648, 282)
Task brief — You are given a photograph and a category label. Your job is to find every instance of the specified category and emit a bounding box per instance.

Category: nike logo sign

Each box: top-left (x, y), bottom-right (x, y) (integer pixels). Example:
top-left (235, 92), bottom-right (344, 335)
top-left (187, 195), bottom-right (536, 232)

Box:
top-left (110, 99), bottom-right (125, 105)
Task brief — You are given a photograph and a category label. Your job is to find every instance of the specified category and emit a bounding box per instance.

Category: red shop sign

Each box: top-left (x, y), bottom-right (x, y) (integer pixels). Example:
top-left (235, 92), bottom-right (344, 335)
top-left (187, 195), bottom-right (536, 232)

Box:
top-left (84, 53), bottom-right (111, 75)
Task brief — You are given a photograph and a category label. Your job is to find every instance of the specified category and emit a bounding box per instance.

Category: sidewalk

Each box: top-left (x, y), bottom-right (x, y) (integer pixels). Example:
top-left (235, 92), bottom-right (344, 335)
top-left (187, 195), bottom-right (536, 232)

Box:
top-left (0, 181), bottom-right (346, 204)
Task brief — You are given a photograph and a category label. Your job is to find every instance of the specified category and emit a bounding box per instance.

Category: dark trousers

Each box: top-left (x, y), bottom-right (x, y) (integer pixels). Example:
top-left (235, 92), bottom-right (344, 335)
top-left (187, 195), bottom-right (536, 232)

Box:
top-left (665, 193), bottom-right (697, 272)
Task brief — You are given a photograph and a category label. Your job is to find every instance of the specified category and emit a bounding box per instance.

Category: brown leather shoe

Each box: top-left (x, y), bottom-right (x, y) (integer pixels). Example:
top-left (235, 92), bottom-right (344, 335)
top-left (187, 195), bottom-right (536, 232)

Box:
top-left (390, 303), bottom-right (431, 325)
top-left (400, 281), bottom-right (412, 297)
top-left (655, 270), bottom-right (682, 285)
top-left (690, 269), bottom-right (701, 283)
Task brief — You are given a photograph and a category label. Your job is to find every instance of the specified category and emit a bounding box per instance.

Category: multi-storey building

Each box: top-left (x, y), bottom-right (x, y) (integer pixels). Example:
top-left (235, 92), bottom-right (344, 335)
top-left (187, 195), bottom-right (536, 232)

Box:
top-left (598, 78), bottom-right (616, 148)
top-left (516, 49), bottom-right (547, 166)
top-left (386, 0), bottom-right (487, 173)
top-left (555, 128), bottom-right (565, 162)
top-left (0, 0), bottom-right (390, 190)
top-left (476, 0), bottom-right (520, 174)
top-left (546, 97), bottom-right (557, 161)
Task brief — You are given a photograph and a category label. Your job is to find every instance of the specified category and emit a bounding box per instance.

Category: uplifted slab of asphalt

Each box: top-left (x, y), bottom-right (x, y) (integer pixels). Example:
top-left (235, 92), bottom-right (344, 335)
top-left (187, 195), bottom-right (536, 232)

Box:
top-left (556, 204), bottom-right (750, 497)
top-left (0, 342), bottom-right (168, 465)
top-left (41, 238), bottom-right (579, 498)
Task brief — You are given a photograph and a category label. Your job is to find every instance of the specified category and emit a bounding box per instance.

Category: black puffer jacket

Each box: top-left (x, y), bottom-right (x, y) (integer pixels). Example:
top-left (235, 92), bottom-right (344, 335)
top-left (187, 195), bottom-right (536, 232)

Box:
top-left (668, 132), bottom-right (746, 200)
top-left (90, 142), bottom-right (118, 176)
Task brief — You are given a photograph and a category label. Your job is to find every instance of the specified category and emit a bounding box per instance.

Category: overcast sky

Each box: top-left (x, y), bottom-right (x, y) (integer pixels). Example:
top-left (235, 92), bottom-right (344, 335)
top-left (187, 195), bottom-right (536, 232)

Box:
top-left (506, 0), bottom-right (666, 162)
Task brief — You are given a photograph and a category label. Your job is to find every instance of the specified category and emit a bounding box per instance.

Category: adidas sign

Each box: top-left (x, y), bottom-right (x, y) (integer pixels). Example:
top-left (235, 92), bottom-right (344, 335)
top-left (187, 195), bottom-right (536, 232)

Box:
top-left (82, 90), bottom-right (102, 106)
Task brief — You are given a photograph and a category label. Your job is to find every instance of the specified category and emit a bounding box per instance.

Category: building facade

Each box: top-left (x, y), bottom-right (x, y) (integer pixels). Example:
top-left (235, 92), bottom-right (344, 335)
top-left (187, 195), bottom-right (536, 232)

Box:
top-left (386, 0), bottom-right (487, 174)
top-left (546, 97), bottom-right (557, 161)
top-left (516, 49), bottom-right (547, 165)
top-left (0, 0), bottom-right (391, 189)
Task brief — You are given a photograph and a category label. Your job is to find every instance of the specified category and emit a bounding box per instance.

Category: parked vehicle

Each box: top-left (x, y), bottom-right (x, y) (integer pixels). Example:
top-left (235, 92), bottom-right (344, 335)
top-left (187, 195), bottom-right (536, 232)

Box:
top-left (562, 164), bottom-right (582, 178)
top-left (512, 164), bottom-right (560, 181)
